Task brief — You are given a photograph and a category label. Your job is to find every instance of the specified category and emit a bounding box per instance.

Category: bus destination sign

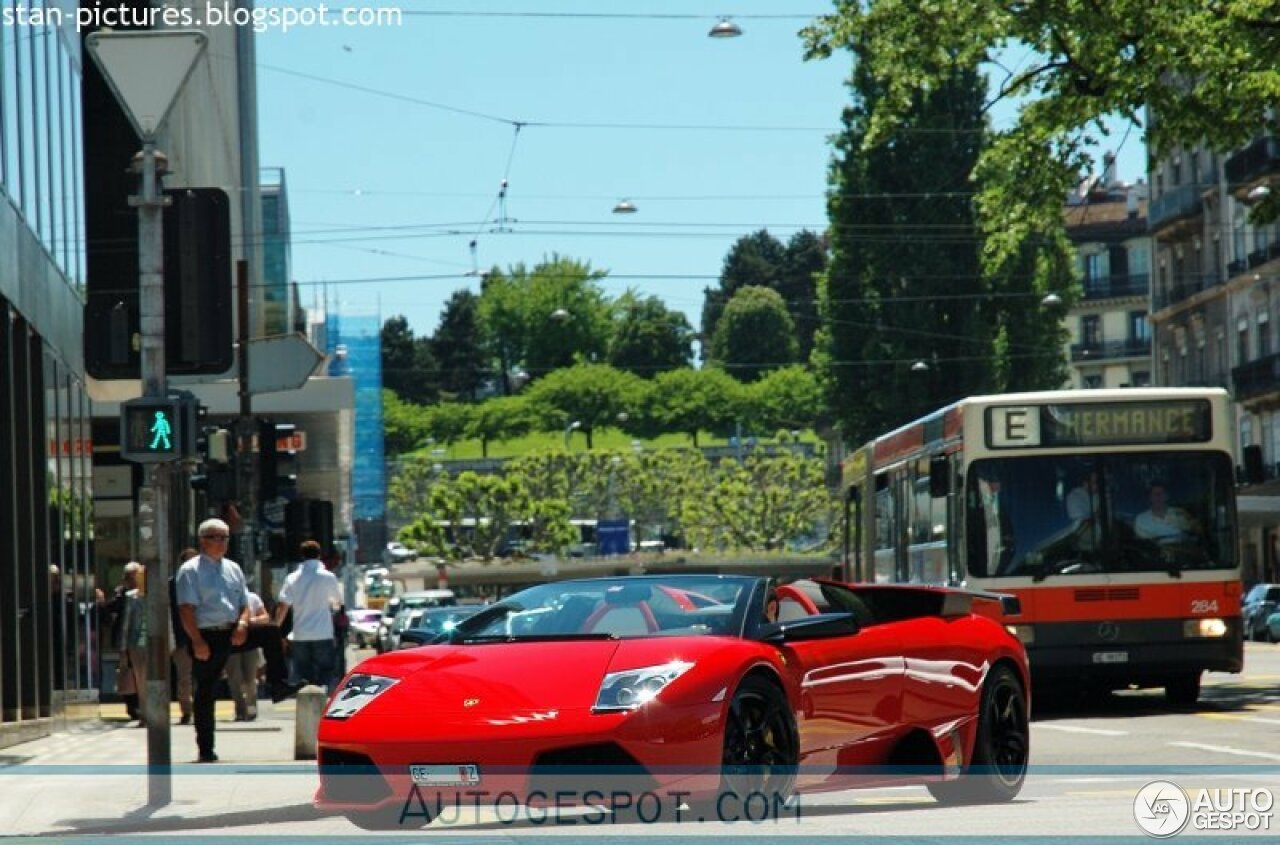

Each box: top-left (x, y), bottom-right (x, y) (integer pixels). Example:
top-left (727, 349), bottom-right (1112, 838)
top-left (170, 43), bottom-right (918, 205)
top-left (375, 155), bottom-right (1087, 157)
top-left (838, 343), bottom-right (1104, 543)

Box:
top-left (987, 400), bottom-right (1212, 449)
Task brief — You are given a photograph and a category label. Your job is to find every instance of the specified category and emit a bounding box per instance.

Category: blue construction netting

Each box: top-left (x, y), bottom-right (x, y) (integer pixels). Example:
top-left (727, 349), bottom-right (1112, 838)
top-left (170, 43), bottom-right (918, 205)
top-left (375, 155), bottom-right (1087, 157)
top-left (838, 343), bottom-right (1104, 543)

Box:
top-left (326, 312), bottom-right (384, 523)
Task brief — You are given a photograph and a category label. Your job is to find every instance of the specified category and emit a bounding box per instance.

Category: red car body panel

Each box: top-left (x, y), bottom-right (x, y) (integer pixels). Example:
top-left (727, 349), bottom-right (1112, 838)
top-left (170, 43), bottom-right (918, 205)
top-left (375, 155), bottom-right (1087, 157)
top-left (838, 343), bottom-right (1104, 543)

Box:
top-left (315, 577), bottom-right (1028, 817)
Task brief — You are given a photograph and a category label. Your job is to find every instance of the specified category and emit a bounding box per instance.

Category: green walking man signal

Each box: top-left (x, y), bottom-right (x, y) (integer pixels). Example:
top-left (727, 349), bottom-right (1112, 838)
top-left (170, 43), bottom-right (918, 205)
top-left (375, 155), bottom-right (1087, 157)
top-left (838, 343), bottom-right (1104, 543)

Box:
top-left (120, 395), bottom-right (199, 462)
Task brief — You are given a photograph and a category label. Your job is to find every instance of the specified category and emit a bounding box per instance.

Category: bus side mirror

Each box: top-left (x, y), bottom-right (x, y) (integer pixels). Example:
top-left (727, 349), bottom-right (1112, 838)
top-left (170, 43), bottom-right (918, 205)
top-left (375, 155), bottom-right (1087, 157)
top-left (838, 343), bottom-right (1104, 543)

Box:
top-left (930, 456), bottom-right (950, 498)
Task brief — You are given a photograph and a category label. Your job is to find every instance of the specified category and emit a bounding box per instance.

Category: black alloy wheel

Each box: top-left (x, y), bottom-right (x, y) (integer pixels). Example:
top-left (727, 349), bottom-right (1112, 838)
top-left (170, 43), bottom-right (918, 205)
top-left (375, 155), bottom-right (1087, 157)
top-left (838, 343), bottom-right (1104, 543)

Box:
top-left (928, 664), bottom-right (1029, 804)
top-left (721, 675), bottom-right (798, 802)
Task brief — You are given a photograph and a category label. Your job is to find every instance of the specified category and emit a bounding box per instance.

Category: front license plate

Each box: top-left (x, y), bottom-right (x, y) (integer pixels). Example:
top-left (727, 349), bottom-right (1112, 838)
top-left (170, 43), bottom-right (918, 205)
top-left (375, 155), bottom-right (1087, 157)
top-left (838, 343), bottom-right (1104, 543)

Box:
top-left (1092, 651), bottom-right (1129, 664)
top-left (409, 764), bottom-right (481, 786)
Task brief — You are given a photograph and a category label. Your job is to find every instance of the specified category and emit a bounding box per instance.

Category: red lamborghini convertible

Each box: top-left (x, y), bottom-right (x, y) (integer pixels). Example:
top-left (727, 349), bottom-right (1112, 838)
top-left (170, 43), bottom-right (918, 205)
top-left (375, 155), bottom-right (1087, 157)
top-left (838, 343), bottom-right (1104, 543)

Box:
top-left (316, 574), bottom-right (1029, 830)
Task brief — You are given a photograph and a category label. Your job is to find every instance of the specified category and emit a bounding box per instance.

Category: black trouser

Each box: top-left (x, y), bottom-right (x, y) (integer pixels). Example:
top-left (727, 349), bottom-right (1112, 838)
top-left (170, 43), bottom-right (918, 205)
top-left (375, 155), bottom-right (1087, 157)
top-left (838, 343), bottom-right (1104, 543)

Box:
top-left (191, 624), bottom-right (290, 756)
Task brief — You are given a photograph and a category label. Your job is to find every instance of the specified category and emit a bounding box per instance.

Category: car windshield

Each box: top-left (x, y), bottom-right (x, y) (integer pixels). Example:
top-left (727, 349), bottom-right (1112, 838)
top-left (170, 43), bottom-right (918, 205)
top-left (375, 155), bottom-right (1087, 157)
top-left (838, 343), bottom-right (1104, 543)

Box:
top-left (446, 576), bottom-right (755, 642)
top-left (967, 452), bottom-right (1236, 579)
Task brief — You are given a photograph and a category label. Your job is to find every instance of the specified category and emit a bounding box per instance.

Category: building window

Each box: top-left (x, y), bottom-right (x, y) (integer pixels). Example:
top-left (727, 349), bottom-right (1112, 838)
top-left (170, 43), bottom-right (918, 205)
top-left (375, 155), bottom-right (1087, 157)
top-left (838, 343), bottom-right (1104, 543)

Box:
top-left (1081, 314), bottom-right (1102, 347)
top-left (1132, 371), bottom-right (1151, 387)
top-left (1083, 374), bottom-right (1104, 389)
top-left (1129, 311), bottom-right (1150, 343)
top-left (1239, 318), bottom-right (1251, 364)
top-left (1260, 312), bottom-right (1272, 358)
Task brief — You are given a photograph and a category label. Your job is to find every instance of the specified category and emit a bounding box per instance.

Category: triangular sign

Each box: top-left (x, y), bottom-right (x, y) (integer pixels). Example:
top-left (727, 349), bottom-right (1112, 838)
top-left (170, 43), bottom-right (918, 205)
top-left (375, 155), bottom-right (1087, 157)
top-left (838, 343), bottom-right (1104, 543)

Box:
top-left (86, 30), bottom-right (208, 139)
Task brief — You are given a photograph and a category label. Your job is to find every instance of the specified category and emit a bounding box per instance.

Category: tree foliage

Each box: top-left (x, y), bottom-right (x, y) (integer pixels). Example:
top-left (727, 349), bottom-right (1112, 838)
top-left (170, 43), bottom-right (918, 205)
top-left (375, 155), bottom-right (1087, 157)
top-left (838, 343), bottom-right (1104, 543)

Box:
top-left (465, 395), bottom-right (536, 458)
top-left (399, 471), bottom-right (532, 560)
top-left (647, 367), bottom-right (744, 447)
top-left (432, 290), bottom-right (488, 400)
top-left (380, 316), bottom-right (437, 404)
top-left (477, 255), bottom-right (614, 390)
top-left (608, 294), bottom-right (693, 376)
top-left (523, 363), bottom-right (645, 448)
top-left (802, 1), bottom-right (1280, 264)
top-left (681, 451), bottom-right (831, 552)
top-left (816, 57), bottom-right (1010, 443)
top-left (745, 365), bottom-right (824, 434)
top-left (382, 389), bottom-right (430, 457)
top-left (709, 285), bottom-right (798, 382)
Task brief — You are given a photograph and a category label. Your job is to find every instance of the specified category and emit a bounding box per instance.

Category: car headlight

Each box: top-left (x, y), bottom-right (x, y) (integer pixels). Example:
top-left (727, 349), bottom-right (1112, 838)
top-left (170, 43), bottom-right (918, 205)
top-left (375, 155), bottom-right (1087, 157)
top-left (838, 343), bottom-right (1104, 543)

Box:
top-left (594, 660), bottom-right (693, 713)
top-left (325, 674), bottom-right (400, 720)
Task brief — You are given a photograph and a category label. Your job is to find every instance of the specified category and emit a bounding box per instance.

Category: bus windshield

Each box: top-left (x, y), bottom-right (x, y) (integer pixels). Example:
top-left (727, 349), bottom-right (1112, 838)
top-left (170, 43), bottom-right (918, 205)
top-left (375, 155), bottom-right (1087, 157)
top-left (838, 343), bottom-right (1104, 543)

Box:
top-left (966, 452), bottom-right (1236, 579)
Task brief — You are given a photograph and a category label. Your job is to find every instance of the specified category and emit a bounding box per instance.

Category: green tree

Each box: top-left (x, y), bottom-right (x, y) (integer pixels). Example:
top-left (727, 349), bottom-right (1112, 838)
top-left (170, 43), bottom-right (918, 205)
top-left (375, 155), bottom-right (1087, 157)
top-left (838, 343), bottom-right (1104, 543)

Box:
top-left (524, 363), bottom-right (645, 448)
top-left (816, 58), bottom-right (995, 444)
top-left (432, 289), bottom-right (488, 400)
top-left (422, 402), bottom-right (472, 449)
top-left (647, 367), bottom-right (744, 447)
top-left (681, 451), bottom-right (831, 552)
top-left (745, 365), bottom-right (824, 434)
top-left (802, 3), bottom-right (1280, 257)
top-left (381, 316), bottom-right (429, 403)
top-left (780, 231), bottom-right (826, 361)
top-left (477, 255), bottom-right (614, 389)
top-left (701, 230), bottom-right (788, 350)
top-left (608, 294), bottom-right (693, 376)
top-left (387, 453), bottom-right (446, 527)
top-left (709, 286), bottom-right (798, 382)
top-left (399, 471), bottom-right (530, 560)
top-left (465, 395), bottom-right (536, 458)
top-left (382, 389), bottom-right (431, 457)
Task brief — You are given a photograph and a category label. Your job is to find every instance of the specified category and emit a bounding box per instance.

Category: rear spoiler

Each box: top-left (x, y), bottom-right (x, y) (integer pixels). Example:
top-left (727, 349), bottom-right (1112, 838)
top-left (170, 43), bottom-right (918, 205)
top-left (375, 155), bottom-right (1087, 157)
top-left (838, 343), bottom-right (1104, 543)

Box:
top-left (941, 590), bottom-right (1022, 619)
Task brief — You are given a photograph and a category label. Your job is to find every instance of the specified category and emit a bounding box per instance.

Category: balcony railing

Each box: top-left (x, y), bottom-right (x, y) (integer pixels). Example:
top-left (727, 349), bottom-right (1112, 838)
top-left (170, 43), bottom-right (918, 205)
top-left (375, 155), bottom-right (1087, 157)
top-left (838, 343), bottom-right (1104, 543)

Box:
top-left (1148, 183), bottom-right (1205, 232)
top-left (1081, 273), bottom-right (1150, 300)
top-left (1225, 136), bottom-right (1280, 187)
top-left (1070, 338), bottom-right (1152, 362)
top-left (1152, 272), bottom-right (1225, 311)
top-left (1232, 352), bottom-right (1280, 401)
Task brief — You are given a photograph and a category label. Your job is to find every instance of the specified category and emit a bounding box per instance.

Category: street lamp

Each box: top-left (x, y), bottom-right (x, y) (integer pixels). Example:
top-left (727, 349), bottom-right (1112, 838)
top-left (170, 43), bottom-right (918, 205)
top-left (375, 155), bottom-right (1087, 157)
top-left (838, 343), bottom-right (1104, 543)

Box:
top-left (911, 360), bottom-right (929, 373)
top-left (1041, 292), bottom-right (1064, 307)
top-left (564, 419), bottom-right (581, 449)
top-left (551, 307), bottom-right (570, 321)
top-left (612, 199), bottom-right (637, 214)
top-left (708, 17), bottom-right (742, 38)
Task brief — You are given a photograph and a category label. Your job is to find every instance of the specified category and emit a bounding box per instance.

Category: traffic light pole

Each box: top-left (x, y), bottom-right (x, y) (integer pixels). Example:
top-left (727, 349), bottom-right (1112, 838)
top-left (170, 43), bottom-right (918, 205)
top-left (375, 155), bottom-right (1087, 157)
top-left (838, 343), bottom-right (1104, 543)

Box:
top-left (134, 141), bottom-right (173, 804)
top-left (236, 260), bottom-right (259, 590)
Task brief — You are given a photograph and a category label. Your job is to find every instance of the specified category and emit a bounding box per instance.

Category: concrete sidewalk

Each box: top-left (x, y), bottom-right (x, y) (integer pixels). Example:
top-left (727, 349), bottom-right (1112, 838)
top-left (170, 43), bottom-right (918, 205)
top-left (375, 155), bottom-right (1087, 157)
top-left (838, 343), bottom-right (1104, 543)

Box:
top-left (0, 699), bottom-right (324, 836)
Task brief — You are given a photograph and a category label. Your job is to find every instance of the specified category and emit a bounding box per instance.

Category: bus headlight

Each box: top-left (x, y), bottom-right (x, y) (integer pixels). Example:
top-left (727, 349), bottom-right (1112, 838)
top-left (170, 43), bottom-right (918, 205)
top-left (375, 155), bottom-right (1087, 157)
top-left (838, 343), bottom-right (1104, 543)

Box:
top-left (1005, 624), bottom-right (1035, 644)
top-left (1183, 618), bottom-right (1228, 638)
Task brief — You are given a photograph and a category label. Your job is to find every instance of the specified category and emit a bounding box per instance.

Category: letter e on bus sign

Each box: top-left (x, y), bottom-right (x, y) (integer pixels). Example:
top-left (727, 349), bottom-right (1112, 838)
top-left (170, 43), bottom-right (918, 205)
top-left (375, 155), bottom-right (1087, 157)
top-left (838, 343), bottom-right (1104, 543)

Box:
top-left (990, 406), bottom-right (1041, 447)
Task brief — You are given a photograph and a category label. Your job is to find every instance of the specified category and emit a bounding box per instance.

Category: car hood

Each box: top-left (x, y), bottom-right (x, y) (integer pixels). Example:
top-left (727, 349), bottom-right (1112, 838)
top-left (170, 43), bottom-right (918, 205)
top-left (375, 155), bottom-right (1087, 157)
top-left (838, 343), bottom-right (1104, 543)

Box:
top-left (347, 636), bottom-right (740, 722)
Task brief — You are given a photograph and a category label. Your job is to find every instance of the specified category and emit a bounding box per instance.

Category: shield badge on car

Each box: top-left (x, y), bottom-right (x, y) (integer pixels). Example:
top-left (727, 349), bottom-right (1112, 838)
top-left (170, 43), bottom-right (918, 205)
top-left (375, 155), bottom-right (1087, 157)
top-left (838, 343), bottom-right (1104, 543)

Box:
top-left (463, 698), bottom-right (480, 708)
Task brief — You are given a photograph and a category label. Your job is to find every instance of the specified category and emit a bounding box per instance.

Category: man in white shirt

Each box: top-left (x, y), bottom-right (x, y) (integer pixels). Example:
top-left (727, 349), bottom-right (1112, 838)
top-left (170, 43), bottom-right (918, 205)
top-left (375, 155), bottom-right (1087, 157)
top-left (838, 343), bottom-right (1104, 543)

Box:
top-left (274, 539), bottom-right (344, 692)
top-left (1135, 482), bottom-right (1196, 544)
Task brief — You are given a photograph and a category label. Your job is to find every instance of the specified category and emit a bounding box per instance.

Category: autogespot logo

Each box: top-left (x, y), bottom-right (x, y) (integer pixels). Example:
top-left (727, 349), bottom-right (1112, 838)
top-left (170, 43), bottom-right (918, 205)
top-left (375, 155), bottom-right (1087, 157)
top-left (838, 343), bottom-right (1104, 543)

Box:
top-left (1134, 780), bottom-right (1191, 838)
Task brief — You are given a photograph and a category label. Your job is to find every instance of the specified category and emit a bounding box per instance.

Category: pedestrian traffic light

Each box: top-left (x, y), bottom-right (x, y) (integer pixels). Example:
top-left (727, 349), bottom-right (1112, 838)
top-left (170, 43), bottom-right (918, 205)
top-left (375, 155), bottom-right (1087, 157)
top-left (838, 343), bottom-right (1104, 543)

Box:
top-left (120, 396), bottom-right (198, 462)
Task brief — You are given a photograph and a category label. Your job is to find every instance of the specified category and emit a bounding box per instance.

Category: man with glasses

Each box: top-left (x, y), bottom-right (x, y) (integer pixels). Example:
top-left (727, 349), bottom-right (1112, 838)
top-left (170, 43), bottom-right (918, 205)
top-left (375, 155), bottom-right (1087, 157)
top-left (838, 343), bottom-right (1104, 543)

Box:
top-left (176, 518), bottom-right (300, 763)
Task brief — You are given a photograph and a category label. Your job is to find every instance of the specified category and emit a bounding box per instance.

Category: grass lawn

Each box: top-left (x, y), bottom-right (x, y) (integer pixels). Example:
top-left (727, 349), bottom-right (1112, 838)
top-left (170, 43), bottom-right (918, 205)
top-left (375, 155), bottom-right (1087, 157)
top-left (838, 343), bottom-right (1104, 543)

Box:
top-left (410, 428), bottom-right (822, 461)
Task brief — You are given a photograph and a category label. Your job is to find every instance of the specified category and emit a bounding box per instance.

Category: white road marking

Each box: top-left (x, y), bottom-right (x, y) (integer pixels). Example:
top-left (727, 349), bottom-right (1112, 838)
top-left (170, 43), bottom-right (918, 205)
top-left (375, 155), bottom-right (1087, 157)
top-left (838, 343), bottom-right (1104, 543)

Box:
top-left (1035, 724), bottom-right (1128, 736)
top-left (1169, 741), bottom-right (1280, 761)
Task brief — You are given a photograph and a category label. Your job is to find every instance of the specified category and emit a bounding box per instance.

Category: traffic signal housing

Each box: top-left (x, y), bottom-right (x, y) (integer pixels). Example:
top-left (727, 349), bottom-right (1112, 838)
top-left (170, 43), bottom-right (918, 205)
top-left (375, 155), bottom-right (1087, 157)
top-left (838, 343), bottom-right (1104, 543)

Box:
top-left (119, 396), bottom-right (198, 462)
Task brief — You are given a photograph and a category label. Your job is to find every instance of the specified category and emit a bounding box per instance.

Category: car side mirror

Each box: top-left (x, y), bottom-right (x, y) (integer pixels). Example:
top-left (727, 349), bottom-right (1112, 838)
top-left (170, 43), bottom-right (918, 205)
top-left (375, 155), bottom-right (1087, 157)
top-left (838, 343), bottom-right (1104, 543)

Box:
top-left (760, 612), bottom-right (859, 643)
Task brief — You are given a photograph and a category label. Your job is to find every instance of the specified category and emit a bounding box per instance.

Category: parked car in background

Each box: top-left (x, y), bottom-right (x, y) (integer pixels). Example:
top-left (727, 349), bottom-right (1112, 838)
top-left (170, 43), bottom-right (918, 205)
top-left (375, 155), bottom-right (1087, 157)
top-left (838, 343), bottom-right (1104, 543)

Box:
top-left (1265, 610), bottom-right (1280, 643)
top-left (374, 589), bottom-right (457, 653)
top-left (396, 606), bottom-right (481, 648)
top-left (381, 542), bottom-right (417, 565)
top-left (1243, 583), bottom-right (1280, 641)
top-left (348, 608), bottom-right (383, 648)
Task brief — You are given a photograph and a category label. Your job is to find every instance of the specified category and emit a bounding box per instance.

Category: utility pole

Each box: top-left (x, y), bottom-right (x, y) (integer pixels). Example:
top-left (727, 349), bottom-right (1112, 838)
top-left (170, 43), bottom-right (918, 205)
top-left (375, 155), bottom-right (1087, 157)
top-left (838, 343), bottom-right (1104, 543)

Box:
top-left (236, 260), bottom-right (258, 589)
top-left (87, 30), bottom-right (208, 807)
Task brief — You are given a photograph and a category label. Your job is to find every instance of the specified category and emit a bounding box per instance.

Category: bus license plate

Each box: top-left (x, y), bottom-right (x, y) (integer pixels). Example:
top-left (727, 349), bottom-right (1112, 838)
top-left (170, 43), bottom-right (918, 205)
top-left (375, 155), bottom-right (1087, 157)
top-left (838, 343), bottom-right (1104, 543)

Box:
top-left (1092, 651), bottom-right (1128, 664)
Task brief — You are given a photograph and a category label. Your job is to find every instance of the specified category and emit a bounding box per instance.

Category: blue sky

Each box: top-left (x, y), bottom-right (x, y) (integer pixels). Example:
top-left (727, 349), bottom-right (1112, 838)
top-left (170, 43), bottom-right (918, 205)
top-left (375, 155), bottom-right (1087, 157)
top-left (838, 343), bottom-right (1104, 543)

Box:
top-left (256, 1), bottom-right (1147, 340)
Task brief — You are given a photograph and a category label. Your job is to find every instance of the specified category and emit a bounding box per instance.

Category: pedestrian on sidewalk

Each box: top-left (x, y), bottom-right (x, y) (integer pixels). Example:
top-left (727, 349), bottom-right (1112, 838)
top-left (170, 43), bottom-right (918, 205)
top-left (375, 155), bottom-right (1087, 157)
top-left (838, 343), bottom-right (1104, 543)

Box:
top-left (274, 539), bottom-right (344, 693)
top-left (168, 548), bottom-right (198, 726)
top-left (118, 562), bottom-right (147, 726)
top-left (225, 587), bottom-right (269, 721)
top-left (176, 518), bottom-right (301, 763)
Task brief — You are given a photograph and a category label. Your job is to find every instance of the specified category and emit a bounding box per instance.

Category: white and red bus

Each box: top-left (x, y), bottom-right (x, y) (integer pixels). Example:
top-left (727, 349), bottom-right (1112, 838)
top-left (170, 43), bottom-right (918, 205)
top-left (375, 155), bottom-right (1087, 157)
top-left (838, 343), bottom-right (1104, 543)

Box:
top-left (840, 387), bottom-right (1243, 704)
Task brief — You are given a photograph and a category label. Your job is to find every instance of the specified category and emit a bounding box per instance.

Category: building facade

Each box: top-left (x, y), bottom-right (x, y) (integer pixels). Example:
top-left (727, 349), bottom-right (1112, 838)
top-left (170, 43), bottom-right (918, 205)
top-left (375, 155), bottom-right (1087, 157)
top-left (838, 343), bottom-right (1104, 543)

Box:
top-left (1063, 170), bottom-right (1153, 390)
top-left (1, 2), bottom-right (95, 748)
top-left (1149, 134), bottom-right (1280, 584)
